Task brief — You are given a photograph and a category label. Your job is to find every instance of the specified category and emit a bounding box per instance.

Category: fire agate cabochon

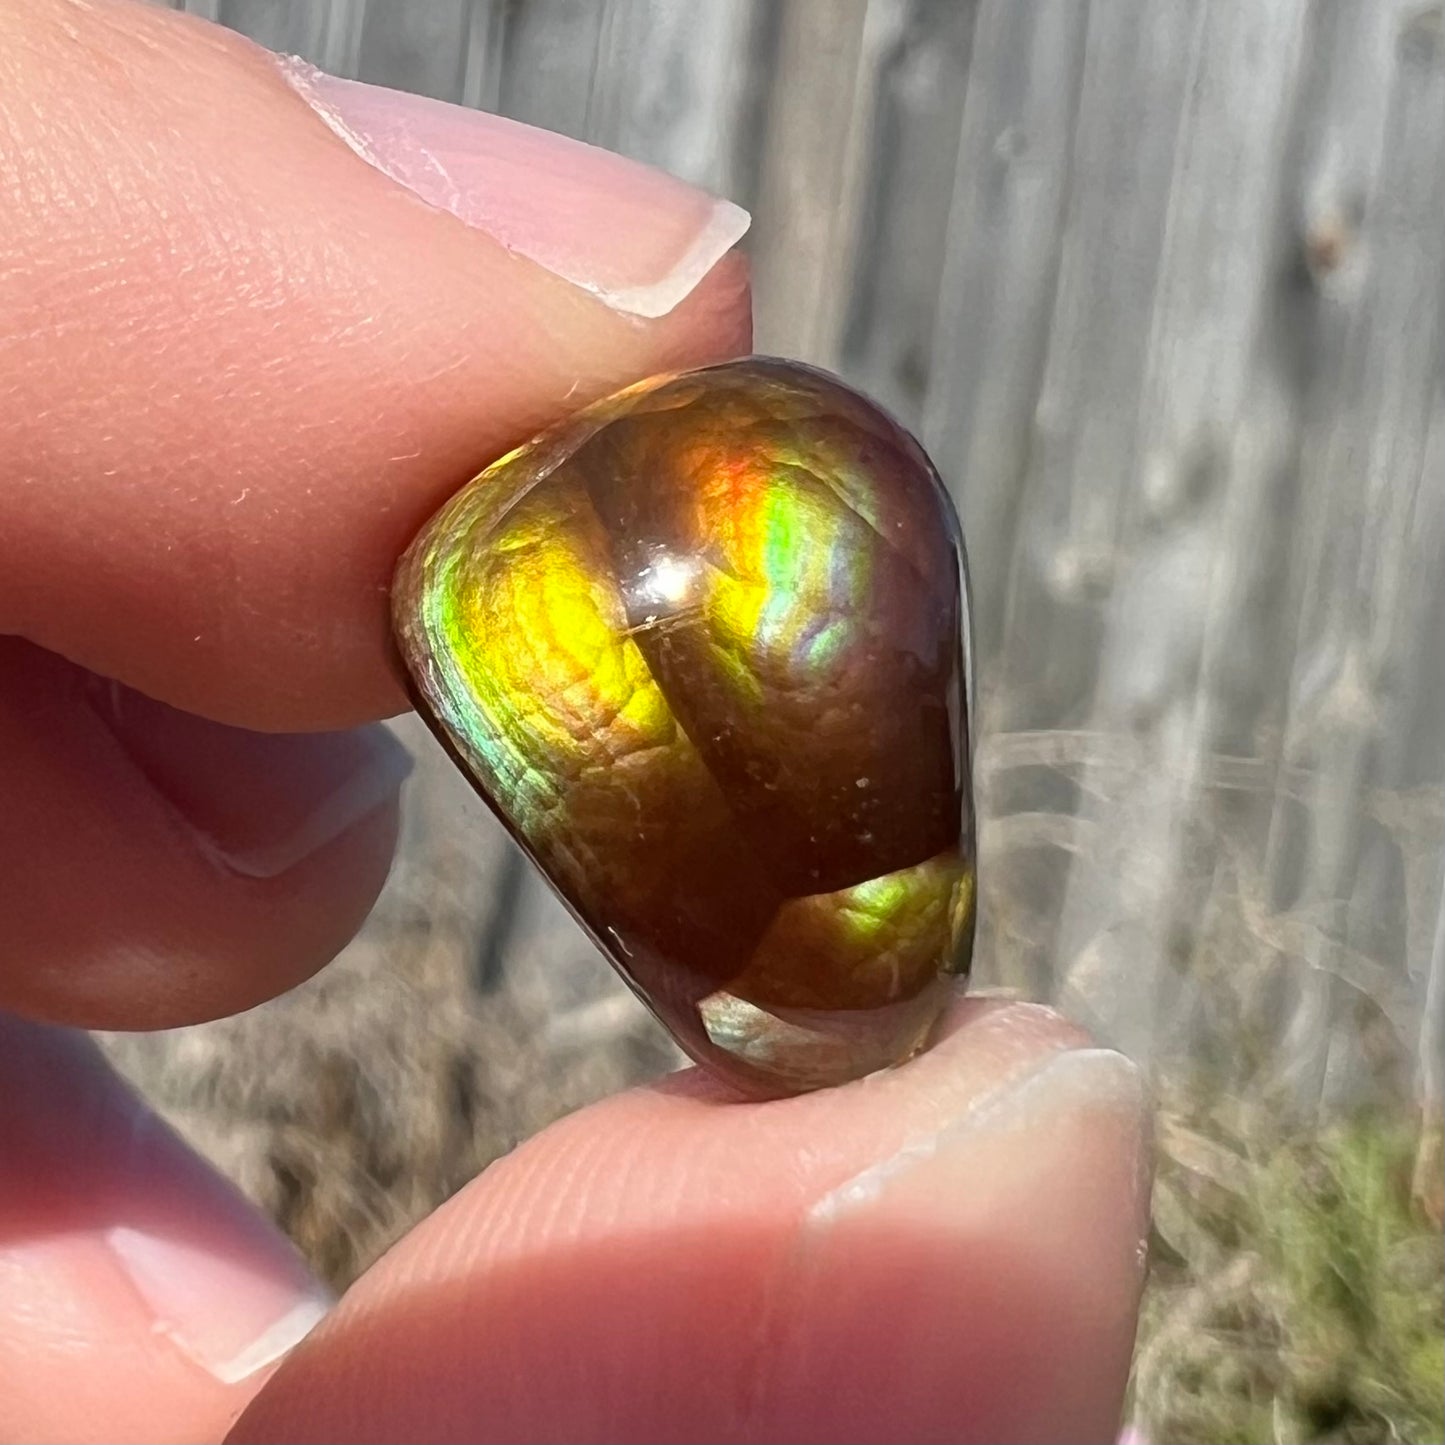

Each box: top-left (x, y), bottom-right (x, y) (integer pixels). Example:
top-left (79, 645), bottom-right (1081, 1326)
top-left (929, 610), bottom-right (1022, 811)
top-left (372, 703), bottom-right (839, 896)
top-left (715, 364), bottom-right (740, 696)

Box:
top-left (394, 358), bottom-right (975, 1097)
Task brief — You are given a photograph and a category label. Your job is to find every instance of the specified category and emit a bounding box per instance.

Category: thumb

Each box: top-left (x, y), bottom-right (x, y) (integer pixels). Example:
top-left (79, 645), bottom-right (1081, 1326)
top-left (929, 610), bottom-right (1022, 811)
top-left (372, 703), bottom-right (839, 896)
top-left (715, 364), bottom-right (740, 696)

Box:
top-left (232, 1002), bottom-right (1152, 1445)
top-left (0, 0), bottom-right (750, 731)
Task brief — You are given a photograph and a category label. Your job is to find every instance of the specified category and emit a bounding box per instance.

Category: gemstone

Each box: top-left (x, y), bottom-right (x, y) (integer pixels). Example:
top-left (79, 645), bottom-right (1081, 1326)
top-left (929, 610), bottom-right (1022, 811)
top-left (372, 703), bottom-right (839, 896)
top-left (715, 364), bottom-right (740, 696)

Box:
top-left (393, 358), bottom-right (975, 1097)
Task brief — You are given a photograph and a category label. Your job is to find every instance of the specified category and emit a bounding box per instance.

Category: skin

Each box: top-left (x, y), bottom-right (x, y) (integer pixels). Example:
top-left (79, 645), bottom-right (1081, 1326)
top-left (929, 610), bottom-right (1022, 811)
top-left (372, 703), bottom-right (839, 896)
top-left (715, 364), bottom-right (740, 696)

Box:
top-left (0, 2), bottom-right (1153, 1441)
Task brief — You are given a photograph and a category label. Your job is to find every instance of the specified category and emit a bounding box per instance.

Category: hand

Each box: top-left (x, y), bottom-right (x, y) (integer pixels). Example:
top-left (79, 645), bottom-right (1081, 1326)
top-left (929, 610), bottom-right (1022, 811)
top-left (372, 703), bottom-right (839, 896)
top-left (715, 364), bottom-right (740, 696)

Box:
top-left (0, 2), bottom-right (1151, 1440)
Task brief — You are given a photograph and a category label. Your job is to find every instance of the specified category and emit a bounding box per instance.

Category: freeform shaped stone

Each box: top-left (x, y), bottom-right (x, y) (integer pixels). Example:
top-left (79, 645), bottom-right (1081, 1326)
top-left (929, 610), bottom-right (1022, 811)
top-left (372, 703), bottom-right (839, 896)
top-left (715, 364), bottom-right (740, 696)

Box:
top-left (393, 358), bottom-right (975, 1097)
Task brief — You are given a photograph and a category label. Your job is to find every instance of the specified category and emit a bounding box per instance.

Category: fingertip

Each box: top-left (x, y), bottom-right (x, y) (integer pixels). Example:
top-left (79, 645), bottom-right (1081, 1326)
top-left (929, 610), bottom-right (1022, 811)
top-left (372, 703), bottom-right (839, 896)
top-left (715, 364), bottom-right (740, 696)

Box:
top-left (785, 1043), bottom-right (1149, 1442)
top-left (669, 248), bottom-right (754, 362)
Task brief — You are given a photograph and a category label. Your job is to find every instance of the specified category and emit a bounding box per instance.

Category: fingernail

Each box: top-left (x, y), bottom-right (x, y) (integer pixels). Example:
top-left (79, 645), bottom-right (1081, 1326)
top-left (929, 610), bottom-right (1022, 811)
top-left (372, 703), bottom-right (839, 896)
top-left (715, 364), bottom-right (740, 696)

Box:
top-left (275, 57), bottom-right (751, 319)
top-left (808, 1047), bottom-right (1151, 1237)
top-left (0, 1019), bottom-right (333, 1388)
top-left (89, 677), bottom-right (413, 879)
top-left (106, 1223), bottom-right (330, 1384)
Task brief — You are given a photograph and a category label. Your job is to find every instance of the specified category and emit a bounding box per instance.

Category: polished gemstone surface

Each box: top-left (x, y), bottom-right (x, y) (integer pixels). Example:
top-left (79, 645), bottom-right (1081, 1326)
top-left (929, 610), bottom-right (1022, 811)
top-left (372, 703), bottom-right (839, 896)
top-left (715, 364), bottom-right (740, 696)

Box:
top-left (394, 358), bottom-right (975, 1097)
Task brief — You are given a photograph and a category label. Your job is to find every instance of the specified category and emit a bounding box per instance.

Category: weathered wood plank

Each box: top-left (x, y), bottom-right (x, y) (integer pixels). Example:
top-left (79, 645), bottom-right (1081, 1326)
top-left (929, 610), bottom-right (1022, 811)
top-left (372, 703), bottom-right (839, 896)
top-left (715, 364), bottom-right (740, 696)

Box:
top-left (1263, 0), bottom-right (1445, 1108)
top-left (840, 0), bottom-right (981, 422)
top-left (1049, 0), bottom-right (1314, 1061)
top-left (922, 0), bottom-right (1087, 668)
top-left (746, 0), bottom-right (878, 362)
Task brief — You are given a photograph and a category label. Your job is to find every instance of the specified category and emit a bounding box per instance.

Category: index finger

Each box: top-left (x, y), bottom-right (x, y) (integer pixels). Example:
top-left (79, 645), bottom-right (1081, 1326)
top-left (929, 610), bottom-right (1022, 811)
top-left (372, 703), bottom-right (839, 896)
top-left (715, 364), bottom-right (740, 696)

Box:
top-left (0, 0), bottom-right (750, 731)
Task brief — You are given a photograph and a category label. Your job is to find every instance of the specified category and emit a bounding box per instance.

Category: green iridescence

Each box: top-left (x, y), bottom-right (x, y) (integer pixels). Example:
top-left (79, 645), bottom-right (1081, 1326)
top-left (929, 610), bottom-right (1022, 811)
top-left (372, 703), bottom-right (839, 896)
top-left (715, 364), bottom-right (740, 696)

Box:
top-left (394, 358), bottom-right (974, 1097)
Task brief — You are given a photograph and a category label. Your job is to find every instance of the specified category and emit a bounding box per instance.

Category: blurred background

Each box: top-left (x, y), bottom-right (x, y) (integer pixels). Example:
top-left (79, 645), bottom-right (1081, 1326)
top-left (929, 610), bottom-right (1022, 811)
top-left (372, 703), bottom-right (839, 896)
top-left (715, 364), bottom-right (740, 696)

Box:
top-left (108, 2), bottom-right (1444, 1440)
